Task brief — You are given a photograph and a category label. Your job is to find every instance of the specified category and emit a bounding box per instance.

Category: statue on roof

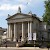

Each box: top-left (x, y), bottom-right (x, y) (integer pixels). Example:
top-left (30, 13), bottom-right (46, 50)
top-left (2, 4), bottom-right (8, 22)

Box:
top-left (17, 7), bottom-right (21, 13)
top-left (8, 14), bottom-right (10, 17)
top-left (28, 11), bottom-right (32, 15)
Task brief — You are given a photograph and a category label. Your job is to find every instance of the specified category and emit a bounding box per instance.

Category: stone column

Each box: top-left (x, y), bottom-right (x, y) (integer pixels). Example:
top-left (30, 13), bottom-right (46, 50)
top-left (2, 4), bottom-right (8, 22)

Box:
top-left (9, 24), bottom-right (11, 38)
top-left (28, 22), bottom-right (30, 41)
top-left (21, 22), bottom-right (24, 41)
top-left (16, 24), bottom-right (17, 41)
top-left (10, 24), bottom-right (13, 39)
top-left (30, 22), bottom-right (32, 33)
top-left (30, 22), bottom-right (32, 40)
top-left (13, 23), bottom-right (16, 41)
top-left (7, 24), bottom-right (13, 41)
top-left (7, 24), bottom-right (11, 40)
top-left (28, 21), bottom-right (32, 40)
top-left (28, 22), bottom-right (30, 35)
top-left (7, 24), bottom-right (9, 39)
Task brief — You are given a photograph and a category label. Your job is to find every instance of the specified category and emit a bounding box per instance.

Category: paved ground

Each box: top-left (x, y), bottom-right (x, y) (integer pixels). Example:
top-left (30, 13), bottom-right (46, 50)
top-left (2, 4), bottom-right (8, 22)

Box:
top-left (0, 47), bottom-right (49, 50)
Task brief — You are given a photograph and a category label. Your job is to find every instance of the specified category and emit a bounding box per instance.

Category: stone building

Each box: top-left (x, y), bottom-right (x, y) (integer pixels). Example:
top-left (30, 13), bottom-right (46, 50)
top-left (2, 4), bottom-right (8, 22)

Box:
top-left (0, 27), bottom-right (7, 41)
top-left (47, 25), bottom-right (50, 41)
top-left (0, 27), bottom-right (6, 35)
top-left (6, 7), bottom-right (49, 46)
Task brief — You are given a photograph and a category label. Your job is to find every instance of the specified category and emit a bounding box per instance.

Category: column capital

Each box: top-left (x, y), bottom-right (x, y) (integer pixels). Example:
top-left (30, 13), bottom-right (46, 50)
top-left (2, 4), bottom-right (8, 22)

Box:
top-left (14, 23), bottom-right (16, 24)
top-left (7, 23), bottom-right (12, 25)
top-left (30, 21), bottom-right (33, 23)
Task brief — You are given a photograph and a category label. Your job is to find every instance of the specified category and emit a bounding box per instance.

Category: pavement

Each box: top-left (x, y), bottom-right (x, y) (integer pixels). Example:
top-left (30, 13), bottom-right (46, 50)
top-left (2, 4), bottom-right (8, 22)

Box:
top-left (0, 47), bottom-right (49, 50)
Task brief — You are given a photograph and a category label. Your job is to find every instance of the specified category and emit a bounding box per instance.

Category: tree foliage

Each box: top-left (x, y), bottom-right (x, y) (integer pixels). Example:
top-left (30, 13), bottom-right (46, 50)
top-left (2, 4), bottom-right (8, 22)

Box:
top-left (43, 0), bottom-right (50, 25)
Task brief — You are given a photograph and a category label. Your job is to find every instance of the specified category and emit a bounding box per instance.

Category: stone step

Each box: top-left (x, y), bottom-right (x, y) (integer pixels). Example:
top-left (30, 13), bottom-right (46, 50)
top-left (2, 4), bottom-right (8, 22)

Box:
top-left (0, 47), bottom-right (48, 50)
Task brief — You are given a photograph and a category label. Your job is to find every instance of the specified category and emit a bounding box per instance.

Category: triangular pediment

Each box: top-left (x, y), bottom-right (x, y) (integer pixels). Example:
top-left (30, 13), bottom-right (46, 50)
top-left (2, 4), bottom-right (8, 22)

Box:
top-left (11, 14), bottom-right (27, 19)
top-left (7, 13), bottom-right (31, 20)
top-left (6, 13), bottom-right (40, 22)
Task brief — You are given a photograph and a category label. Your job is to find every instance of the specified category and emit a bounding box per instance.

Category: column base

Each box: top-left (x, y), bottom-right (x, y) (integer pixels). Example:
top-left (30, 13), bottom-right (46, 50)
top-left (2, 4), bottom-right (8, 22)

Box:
top-left (16, 43), bottom-right (19, 47)
top-left (7, 38), bottom-right (11, 41)
top-left (18, 39), bottom-right (21, 42)
top-left (21, 38), bottom-right (24, 42)
top-left (13, 38), bottom-right (16, 41)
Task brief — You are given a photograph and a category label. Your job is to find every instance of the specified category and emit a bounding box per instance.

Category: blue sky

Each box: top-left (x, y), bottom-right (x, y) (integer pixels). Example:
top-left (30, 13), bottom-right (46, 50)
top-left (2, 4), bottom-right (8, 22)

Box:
top-left (0, 0), bottom-right (47, 28)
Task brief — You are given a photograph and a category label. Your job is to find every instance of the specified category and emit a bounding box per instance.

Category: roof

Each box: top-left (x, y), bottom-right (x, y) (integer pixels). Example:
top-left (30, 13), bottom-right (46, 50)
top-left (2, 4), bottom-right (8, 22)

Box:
top-left (0, 27), bottom-right (7, 32)
top-left (6, 13), bottom-right (41, 22)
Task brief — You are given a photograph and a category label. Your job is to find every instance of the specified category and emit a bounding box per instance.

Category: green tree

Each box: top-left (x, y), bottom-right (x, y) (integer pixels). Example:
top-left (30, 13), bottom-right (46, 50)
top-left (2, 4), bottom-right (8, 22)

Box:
top-left (43, 0), bottom-right (50, 25)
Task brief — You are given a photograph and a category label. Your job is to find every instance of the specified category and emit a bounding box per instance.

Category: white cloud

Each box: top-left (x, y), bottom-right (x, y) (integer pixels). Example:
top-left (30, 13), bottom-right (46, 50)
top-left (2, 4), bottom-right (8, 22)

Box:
top-left (0, 0), bottom-right (46, 28)
top-left (18, 0), bottom-right (31, 2)
top-left (0, 4), bottom-right (26, 11)
top-left (0, 0), bottom-right (10, 3)
top-left (0, 0), bottom-right (46, 12)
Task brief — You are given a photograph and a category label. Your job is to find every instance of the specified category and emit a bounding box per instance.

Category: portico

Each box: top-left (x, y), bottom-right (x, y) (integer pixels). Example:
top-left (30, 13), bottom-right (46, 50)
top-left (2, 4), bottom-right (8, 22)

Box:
top-left (7, 21), bottom-right (33, 42)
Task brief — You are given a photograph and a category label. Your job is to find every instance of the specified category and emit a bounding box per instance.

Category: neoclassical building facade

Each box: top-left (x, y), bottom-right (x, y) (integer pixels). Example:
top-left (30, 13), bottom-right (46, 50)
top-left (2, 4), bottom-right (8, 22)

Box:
top-left (6, 7), bottom-right (48, 46)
